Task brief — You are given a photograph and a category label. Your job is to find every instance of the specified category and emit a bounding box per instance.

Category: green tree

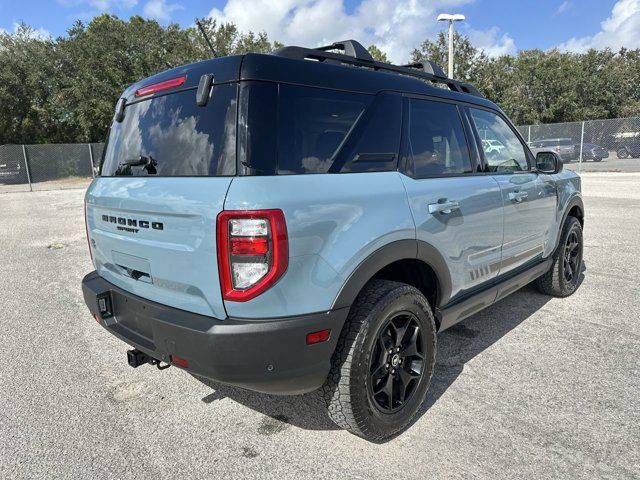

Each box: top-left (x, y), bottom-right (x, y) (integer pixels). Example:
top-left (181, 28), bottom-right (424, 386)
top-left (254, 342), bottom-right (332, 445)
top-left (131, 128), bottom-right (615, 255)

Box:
top-left (411, 31), bottom-right (488, 82)
top-left (0, 23), bottom-right (59, 144)
top-left (1, 19), bottom-right (640, 145)
top-left (367, 44), bottom-right (389, 63)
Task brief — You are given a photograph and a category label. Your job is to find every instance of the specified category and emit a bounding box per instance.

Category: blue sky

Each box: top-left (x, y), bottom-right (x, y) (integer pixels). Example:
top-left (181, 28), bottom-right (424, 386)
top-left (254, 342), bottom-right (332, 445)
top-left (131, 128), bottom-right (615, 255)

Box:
top-left (0, 0), bottom-right (638, 62)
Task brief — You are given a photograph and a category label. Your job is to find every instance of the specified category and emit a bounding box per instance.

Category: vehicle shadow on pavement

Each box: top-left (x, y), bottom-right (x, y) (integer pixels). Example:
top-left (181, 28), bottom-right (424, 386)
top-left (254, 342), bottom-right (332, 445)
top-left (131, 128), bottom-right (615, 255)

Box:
top-left (195, 270), bottom-right (585, 439)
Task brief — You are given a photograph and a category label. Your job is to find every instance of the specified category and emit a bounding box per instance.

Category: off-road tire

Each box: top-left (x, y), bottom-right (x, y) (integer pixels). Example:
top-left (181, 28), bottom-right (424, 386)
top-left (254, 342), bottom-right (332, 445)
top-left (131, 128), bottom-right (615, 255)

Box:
top-left (535, 216), bottom-right (583, 297)
top-left (617, 148), bottom-right (629, 159)
top-left (322, 280), bottom-right (437, 441)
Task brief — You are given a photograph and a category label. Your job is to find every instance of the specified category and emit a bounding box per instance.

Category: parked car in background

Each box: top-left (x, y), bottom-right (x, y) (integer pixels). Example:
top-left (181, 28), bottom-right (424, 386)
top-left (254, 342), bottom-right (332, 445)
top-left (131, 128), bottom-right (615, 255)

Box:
top-left (578, 143), bottom-right (609, 162)
top-left (616, 143), bottom-right (640, 159)
top-left (612, 131), bottom-right (640, 158)
top-left (529, 138), bottom-right (577, 162)
top-left (481, 139), bottom-right (505, 156)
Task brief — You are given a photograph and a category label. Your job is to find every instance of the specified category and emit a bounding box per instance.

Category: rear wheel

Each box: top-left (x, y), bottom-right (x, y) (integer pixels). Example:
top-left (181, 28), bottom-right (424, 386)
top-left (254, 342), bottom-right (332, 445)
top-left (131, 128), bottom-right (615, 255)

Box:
top-left (322, 280), bottom-right (436, 441)
top-left (535, 216), bottom-right (583, 297)
top-left (593, 157), bottom-right (602, 162)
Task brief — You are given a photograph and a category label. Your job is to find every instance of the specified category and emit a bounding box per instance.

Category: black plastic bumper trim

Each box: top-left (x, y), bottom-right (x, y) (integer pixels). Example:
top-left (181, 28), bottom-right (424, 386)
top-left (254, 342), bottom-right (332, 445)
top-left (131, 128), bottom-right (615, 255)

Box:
top-left (82, 271), bottom-right (348, 395)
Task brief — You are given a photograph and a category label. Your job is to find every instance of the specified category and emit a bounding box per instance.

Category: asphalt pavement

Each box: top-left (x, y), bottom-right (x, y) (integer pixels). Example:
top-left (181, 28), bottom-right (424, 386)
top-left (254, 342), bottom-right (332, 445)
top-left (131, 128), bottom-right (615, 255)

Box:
top-left (0, 173), bottom-right (638, 479)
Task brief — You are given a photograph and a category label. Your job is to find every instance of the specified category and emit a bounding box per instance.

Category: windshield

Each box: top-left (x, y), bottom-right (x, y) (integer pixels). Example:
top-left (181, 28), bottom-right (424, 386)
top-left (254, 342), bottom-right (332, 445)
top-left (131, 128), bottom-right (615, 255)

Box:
top-left (100, 84), bottom-right (237, 177)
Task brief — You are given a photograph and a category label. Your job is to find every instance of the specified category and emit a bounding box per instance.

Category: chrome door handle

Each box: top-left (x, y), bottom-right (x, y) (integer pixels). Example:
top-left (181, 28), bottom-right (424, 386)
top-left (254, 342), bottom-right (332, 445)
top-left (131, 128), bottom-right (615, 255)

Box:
top-left (428, 200), bottom-right (460, 215)
top-left (508, 191), bottom-right (528, 203)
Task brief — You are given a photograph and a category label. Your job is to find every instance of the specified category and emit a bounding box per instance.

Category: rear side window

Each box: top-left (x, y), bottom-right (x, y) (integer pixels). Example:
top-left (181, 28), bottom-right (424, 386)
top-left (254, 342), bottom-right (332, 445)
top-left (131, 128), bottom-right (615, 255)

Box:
top-left (403, 98), bottom-right (472, 178)
top-left (238, 83), bottom-right (401, 175)
top-left (101, 84), bottom-right (237, 177)
top-left (278, 86), bottom-right (369, 174)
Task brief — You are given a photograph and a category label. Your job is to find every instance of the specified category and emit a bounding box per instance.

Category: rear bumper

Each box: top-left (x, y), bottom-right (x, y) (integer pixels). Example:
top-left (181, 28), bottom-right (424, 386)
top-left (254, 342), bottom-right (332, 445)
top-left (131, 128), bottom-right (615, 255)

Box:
top-left (82, 271), bottom-right (348, 395)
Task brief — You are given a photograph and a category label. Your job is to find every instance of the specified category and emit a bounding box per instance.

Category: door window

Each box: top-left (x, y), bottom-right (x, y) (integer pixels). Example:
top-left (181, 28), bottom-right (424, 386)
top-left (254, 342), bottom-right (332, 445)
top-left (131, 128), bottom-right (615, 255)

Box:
top-left (470, 108), bottom-right (529, 173)
top-left (403, 98), bottom-right (472, 178)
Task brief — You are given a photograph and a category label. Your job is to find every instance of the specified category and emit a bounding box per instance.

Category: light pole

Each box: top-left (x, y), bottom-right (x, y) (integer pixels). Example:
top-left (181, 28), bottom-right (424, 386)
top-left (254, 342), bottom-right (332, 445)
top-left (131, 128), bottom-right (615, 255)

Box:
top-left (437, 13), bottom-right (465, 78)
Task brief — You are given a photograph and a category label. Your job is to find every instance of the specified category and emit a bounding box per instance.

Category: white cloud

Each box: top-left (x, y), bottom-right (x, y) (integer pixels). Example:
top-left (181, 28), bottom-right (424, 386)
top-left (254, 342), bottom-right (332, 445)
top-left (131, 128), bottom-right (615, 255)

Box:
top-left (557, 0), bottom-right (640, 51)
top-left (468, 27), bottom-right (516, 57)
top-left (143, 0), bottom-right (182, 21)
top-left (207, 0), bottom-right (475, 64)
top-left (556, 1), bottom-right (571, 15)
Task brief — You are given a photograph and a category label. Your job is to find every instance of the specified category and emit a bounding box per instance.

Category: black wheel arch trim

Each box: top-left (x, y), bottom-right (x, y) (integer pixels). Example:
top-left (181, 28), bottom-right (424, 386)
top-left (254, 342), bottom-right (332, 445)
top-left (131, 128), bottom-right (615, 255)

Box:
top-left (331, 239), bottom-right (453, 311)
top-left (555, 194), bottom-right (584, 252)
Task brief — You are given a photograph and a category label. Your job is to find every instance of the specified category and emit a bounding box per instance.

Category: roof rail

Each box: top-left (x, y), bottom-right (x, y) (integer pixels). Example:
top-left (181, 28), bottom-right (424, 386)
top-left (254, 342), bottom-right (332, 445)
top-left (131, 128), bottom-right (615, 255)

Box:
top-left (272, 40), bottom-right (484, 98)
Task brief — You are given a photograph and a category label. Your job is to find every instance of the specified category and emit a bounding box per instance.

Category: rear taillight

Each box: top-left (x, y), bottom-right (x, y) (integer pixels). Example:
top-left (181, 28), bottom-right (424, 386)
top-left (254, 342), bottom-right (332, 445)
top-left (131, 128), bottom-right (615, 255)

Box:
top-left (84, 199), bottom-right (92, 261)
top-left (217, 210), bottom-right (288, 302)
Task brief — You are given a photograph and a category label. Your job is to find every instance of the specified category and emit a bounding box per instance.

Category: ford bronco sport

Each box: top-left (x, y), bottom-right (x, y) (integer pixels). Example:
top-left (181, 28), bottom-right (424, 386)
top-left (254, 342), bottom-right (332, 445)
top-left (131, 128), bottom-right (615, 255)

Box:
top-left (82, 40), bottom-right (584, 441)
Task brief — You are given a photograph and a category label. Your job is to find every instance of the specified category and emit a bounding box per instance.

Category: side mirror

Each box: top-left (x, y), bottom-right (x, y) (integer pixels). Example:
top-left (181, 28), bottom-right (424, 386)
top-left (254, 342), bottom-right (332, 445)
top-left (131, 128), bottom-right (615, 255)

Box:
top-left (536, 151), bottom-right (563, 174)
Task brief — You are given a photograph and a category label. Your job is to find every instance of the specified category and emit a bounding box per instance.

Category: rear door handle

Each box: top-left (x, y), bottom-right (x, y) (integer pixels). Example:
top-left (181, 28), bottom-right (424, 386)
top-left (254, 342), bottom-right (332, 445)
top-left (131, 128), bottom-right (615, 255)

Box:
top-left (428, 200), bottom-right (460, 215)
top-left (508, 191), bottom-right (528, 203)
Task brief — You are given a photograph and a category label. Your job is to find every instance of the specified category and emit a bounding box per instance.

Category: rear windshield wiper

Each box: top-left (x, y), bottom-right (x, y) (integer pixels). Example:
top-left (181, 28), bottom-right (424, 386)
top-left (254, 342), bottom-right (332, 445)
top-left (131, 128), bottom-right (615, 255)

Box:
top-left (116, 155), bottom-right (158, 175)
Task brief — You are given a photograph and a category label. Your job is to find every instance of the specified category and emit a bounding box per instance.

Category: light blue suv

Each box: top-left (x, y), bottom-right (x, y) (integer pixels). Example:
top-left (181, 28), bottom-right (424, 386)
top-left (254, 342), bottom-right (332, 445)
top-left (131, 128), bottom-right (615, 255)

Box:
top-left (82, 41), bottom-right (584, 440)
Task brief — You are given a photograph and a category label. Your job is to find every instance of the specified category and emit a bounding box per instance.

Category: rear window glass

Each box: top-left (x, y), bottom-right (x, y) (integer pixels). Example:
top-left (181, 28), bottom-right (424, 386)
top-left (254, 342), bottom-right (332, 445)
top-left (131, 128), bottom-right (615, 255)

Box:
top-left (100, 84), bottom-right (237, 177)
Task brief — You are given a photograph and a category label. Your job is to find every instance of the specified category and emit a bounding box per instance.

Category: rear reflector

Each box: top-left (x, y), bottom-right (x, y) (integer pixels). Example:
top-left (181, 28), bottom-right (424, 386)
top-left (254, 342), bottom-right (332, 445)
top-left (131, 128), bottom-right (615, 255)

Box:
top-left (306, 329), bottom-right (331, 345)
top-left (135, 75), bottom-right (186, 97)
top-left (170, 355), bottom-right (189, 368)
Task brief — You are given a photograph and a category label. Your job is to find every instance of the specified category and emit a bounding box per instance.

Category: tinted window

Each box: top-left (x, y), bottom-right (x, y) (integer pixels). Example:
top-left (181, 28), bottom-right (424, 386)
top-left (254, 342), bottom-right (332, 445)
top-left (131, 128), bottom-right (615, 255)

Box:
top-left (329, 92), bottom-right (401, 173)
top-left (237, 81), bottom-right (278, 175)
top-left (404, 99), bottom-right (472, 178)
top-left (470, 108), bottom-right (529, 173)
top-left (101, 84), bottom-right (237, 177)
top-left (277, 86), bottom-right (370, 174)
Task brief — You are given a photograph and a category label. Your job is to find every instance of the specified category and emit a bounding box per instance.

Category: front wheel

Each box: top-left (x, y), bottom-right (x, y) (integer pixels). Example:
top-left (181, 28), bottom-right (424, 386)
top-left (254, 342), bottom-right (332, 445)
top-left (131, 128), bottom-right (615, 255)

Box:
top-left (322, 280), bottom-right (436, 441)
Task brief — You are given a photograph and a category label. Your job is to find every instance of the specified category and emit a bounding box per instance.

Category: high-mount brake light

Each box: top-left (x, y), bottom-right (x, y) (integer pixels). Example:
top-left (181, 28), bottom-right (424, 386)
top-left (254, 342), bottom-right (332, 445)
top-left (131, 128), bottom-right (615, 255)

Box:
top-left (134, 75), bottom-right (186, 97)
top-left (217, 210), bottom-right (288, 302)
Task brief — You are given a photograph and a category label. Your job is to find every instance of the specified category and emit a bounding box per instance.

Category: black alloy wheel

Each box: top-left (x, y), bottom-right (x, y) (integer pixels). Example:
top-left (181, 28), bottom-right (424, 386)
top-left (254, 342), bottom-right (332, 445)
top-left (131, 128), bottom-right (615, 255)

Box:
top-left (368, 312), bottom-right (425, 413)
top-left (563, 230), bottom-right (582, 285)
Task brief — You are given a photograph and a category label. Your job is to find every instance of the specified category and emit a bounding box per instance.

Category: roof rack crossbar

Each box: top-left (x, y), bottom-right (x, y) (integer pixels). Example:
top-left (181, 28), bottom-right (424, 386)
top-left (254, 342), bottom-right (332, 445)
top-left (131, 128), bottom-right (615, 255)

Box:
top-left (272, 41), bottom-right (484, 99)
top-left (401, 61), bottom-right (447, 79)
top-left (314, 40), bottom-right (374, 62)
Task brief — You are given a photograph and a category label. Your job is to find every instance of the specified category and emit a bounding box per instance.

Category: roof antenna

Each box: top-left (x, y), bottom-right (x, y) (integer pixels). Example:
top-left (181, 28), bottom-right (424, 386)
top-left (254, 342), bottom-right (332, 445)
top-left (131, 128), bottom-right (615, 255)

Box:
top-left (195, 19), bottom-right (217, 57)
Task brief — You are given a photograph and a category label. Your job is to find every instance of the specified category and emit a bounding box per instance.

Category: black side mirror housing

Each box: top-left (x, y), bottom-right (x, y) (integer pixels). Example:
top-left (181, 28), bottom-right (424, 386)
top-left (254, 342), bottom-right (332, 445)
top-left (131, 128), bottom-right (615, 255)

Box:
top-left (536, 151), bottom-right (563, 174)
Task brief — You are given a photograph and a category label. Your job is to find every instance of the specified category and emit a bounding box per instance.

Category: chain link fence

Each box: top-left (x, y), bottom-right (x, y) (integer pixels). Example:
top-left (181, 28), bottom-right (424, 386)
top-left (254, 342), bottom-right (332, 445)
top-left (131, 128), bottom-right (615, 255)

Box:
top-left (0, 143), bottom-right (103, 193)
top-left (516, 116), bottom-right (640, 172)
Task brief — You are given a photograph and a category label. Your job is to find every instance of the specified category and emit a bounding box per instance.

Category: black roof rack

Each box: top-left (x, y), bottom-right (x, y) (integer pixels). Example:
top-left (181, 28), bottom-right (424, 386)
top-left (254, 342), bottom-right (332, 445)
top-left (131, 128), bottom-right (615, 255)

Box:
top-left (272, 39), bottom-right (484, 98)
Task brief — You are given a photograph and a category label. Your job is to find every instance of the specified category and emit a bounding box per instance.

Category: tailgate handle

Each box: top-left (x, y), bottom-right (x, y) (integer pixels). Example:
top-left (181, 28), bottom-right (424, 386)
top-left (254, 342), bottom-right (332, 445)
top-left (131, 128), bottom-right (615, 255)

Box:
top-left (117, 264), bottom-right (152, 283)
